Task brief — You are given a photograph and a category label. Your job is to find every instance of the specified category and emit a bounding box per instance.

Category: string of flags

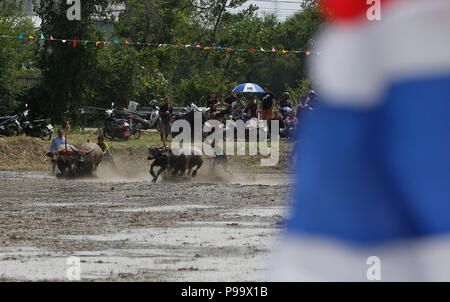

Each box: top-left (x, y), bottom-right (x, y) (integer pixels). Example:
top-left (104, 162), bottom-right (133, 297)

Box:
top-left (0, 33), bottom-right (321, 55)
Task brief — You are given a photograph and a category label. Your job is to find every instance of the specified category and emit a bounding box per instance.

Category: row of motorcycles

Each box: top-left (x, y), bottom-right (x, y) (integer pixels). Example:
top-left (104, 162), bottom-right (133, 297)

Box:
top-left (82, 100), bottom-right (161, 140)
top-left (2, 101), bottom-right (294, 142)
top-left (0, 109), bottom-right (54, 140)
top-left (82, 99), bottom-right (295, 142)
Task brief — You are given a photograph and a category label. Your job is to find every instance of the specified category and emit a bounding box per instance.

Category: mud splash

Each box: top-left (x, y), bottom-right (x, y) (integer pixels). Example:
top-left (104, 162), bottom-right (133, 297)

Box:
top-left (0, 170), bottom-right (292, 281)
top-left (48, 157), bottom-right (293, 186)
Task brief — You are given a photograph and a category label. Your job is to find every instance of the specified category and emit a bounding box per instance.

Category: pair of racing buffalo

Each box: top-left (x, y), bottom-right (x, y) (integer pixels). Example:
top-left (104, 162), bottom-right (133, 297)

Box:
top-left (145, 145), bottom-right (203, 183)
top-left (49, 142), bottom-right (103, 177)
top-left (49, 142), bottom-right (204, 182)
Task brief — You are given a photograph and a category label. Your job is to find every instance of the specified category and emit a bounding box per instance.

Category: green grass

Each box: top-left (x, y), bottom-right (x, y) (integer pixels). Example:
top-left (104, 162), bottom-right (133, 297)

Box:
top-left (67, 130), bottom-right (162, 149)
top-left (0, 130), bottom-right (293, 172)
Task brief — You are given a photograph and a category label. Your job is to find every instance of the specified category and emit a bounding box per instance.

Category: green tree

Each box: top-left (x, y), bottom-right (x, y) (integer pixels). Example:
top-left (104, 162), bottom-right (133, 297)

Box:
top-left (0, 0), bottom-right (37, 114)
top-left (19, 0), bottom-right (324, 122)
top-left (31, 0), bottom-right (114, 123)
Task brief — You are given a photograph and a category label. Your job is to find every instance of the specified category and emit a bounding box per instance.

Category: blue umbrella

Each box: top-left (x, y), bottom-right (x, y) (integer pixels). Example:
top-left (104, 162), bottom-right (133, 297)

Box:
top-left (232, 83), bottom-right (265, 93)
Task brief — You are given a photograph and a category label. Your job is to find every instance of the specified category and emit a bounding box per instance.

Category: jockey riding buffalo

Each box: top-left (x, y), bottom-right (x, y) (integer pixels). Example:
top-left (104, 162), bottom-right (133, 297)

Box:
top-left (50, 142), bottom-right (103, 177)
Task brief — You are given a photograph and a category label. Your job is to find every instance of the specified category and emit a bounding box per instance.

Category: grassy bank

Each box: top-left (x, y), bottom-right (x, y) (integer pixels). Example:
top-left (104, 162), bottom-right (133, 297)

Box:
top-left (0, 130), bottom-right (292, 173)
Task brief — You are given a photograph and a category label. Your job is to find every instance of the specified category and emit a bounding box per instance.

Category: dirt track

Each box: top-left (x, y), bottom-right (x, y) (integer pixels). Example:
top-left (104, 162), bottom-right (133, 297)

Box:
top-left (0, 169), bottom-right (292, 281)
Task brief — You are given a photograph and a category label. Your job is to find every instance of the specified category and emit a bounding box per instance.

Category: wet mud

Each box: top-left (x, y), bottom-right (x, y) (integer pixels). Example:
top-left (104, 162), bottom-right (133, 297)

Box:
top-left (0, 169), bottom-right (292, 281)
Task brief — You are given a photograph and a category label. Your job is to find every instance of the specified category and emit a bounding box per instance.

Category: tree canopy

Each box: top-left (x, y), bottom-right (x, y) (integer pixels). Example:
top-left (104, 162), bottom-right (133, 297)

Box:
top-left (0, 0), bottom-right (37, 114)
top-left (1, 0), bottom-right (323, 123)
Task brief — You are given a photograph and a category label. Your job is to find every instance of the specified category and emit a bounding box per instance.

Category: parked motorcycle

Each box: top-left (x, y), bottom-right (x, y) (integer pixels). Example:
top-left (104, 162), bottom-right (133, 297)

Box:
top-left (129, 99), bottom-right (160, 130)
top-left (126, 114), bottom-right (142, 139)
top-left (103, 109), bottom-right (132, 140)
top-left (20, 109), bottom-right (53, 141)
top-left (0, 115), bottom-right (20, 137)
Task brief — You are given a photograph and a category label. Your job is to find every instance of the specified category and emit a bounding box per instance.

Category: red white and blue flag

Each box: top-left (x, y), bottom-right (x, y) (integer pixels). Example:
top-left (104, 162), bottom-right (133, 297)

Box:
top-left (270, 0), bottom-right (450, 281)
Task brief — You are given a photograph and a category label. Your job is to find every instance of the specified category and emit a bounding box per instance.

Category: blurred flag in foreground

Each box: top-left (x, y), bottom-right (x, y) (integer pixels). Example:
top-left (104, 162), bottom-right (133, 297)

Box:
top-left (269, 0), bottom-right (450, 281)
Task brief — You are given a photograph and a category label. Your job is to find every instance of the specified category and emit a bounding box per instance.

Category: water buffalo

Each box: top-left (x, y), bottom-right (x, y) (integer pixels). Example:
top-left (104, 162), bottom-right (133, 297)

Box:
top-left (52, 142), bottom-right (103, 177)
top-left (177, 146), bottom-right (203, 177)
top-left (76, 142), bottom-right (103, 174)
top-left (146, 145), bottom-right (203, 183)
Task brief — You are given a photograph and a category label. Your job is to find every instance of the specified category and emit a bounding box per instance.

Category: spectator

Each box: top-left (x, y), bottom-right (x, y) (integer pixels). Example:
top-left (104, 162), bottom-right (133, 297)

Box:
top-left (207, 92), bottom-right (220, 114)
top-left (261, 84), bottom-right (276, 121)
top-left (233, 103), bottom-right (245, 120)
top-left (159, 97), bottom-right (172, 142)
top-left (279, 92), bottom-right (292, 109)
top-left (306, 90), bottom-right (319, 109)
top-left (273, 111), bottom-right (286, 129)
top-left (296, 96), bottom-right (311, 121)
top-left (232, 93), bottom-right (246, 111)
top-left (244, 107), bottom-right (253, 122)
top-left (215, 91), bottom-right (235, 119)
top-left (223, 90), bottom-right (236, 112)
top-left (245, 96), bottom-right (258, 118)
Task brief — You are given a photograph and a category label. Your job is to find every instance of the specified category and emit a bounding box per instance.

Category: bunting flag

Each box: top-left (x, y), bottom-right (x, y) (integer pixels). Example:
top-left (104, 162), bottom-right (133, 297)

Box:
top-left (0, 33), bottom-right (319, 55)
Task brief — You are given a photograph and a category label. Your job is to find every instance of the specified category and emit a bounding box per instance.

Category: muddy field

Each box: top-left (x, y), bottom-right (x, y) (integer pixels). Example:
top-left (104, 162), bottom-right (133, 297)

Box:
top-left (0, 167), bottom-right (292, 281)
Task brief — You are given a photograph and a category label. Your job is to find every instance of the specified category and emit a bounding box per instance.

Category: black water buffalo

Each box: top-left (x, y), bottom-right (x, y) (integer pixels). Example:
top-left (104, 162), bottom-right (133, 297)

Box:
top-left (146, 145), bottom-right (203, 183)
top-left (51, 142), bottom-right (103, 177)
